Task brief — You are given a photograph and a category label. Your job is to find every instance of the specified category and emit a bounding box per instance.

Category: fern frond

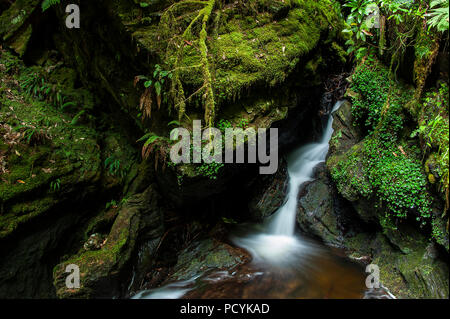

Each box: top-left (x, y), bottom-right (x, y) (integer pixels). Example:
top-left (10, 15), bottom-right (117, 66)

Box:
top-left (42, 0), bottom-right (61, 12)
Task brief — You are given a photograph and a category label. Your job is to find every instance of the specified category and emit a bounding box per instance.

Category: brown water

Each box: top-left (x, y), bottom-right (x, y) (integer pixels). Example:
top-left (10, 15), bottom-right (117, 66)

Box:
top-left (184, 247), bottom-right (367, 299)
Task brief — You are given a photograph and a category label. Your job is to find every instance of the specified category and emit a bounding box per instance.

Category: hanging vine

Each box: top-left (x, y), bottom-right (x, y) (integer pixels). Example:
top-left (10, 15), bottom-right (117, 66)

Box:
top-left (160, 0), bottom-right (219, 126)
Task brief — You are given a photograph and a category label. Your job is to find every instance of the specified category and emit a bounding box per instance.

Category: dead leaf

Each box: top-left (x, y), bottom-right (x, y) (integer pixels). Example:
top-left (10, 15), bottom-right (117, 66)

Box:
top-left (398, 146), bottom-right (407, 156)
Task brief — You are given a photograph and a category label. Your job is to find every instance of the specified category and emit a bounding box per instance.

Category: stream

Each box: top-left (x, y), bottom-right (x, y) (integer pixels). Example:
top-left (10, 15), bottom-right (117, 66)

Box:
top-left (133, 101), bottom-right (371, 299)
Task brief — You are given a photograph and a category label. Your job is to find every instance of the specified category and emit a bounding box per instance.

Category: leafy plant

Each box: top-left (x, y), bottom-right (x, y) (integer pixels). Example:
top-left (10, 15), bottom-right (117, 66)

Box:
top-left (105, 199), bottom-right (118, 210)
top-left (42, 0), bottom-right (61, 12)
top-left (427, 0), bottom-right (449, 32)
top-left (104, 156), bottom-right (123, 177)
top-left (135, 65), bottom-right (172, 120)
top-left (50, 178), bottom-right (61, 192)
top-left (342, 0), bottom-right (378, 59)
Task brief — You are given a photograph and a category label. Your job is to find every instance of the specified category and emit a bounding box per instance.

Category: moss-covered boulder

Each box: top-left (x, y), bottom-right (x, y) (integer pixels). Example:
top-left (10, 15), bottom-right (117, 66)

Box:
top-left (0, 49), bottom-right (102, 240)
top-left (322, 59), bottom-right (449, 298)
top-left (0, 0), bottom-right (40, 56)
top-left (28, 0), bottom-right (347, 208)
top-left (53, 185), bottom-right (164, 298)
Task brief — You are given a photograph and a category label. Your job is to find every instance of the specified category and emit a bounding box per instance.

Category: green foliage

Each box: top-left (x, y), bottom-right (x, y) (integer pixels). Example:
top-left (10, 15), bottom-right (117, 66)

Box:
top-left (342, 0), bottom-right (432, 64)
top-left (365, 139), bottom-right (432, 223)
top-left (349, 59), bottom-right (390, 131)
top-left (141, 64), bottom-right (172, 95)
top-left (342, 0), bottom-right (378, 59)
top-left (196, 161), bottom-right (224, 180)
top-left (104, 156), bottom-right (125, 178)
top-left (331, 138), bottom-right (432, 225)
top-left (42, 0), bottom-right (61, 12)
top-left (137, 132), bottom-right (161, 146)
top-left (237, 118), bottom-right (249, 129)
top-left (217, 119), bottom-right (232, 133)
top-left (20, 70), bottom-right (77, 111)
top-left (414, 83), bottom-right (449, 200)
top-left (50, 178), bottom-right (61, 192)
top-left (333, 58), bottom-right (434, 226)
top-left (427, 0), bottom-right (449, 32)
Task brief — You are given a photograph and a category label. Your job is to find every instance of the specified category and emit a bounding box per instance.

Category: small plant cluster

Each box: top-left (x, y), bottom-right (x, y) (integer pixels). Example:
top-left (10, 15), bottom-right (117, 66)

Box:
top-left (349, 59), bottom-right (390, 131)
top-left (365, 139), bottom-right (432, 223)
top-left (20, 70), bottom-right (77, 111)
top-left (331, 138), bottom-right (433, 226)
top-left (413, 83), bottom-right (449, 209)
top-left (42, 0), bottom-right (61, 12)
top-left (333, 58), bottom-right (434, 227)
top-left (196, 161), bottom-right (224, 180)
top-left (135, 65), bottom-right (172, 120)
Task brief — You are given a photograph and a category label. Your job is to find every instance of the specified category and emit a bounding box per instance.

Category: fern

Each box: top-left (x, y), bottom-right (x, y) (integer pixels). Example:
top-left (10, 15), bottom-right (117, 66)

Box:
top-left (42, 0), bottom-right (61, 12)
top-left (428, 0), bottom-right (449, 32)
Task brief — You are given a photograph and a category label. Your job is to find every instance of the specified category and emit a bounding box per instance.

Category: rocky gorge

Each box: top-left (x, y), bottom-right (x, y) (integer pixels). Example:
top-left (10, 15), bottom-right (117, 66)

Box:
top-left (0, 0), bottom-right (448, 299)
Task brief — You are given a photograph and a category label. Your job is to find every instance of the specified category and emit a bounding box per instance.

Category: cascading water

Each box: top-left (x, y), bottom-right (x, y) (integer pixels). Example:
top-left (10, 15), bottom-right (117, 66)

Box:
top-left (132, 100), bottom-right (370, 299)
top-left (230, 100), bottom-right (344, 267)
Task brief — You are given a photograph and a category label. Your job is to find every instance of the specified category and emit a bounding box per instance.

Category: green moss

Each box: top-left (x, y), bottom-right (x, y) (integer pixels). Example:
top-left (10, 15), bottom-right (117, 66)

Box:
top-left (330, 61), bottom-right (436, 229)
top-left (125, 0), bottom-right (340, 122)
top-left (0, 49), bottom-right (101, 239)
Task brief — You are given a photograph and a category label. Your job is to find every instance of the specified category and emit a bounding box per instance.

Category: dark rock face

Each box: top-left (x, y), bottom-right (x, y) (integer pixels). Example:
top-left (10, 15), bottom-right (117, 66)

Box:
top-left (296, 163), bottom-right (341, 246)
top-left (328, 100), bottom-right (362, 158)
top-left (247, 157), bottom-right (288, 221)
top-left (168, 238), bottom-right (250, 283)
top-left (0, 193), bottom-right (103, 298)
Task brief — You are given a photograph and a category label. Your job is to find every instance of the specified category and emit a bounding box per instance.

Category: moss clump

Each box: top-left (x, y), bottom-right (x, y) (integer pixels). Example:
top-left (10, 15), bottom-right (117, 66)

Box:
top-left (123, 0), bottom-right (341, 124)
top-left (416, 83), bottom-right (449, 213)
top-left (329, 58), bottom-right (434, 228)
top-left (0, 49), bottom-right (101, 239)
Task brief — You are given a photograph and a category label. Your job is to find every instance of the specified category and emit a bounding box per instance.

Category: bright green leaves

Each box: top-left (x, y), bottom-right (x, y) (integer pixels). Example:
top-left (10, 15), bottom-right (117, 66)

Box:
top-left (42, 0), bottom-right (61, 12)
top-left (427, 0), bottom-right (449, 32)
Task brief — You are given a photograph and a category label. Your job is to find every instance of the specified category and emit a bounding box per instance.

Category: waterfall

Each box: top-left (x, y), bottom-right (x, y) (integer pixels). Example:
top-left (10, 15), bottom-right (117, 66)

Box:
top-left (269, 100), bottom-right (343, 236)
top-left (231, 101), bottom-right (344, 266)
top-left (133, 101), bottom-right (346, 298)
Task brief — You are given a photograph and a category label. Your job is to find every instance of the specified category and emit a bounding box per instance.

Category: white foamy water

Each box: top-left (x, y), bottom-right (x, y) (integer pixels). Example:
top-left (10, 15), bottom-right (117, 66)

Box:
top-left (131, 275), bottom-right (199, 299)
top-left (232, 101), bottom-right (344, 266)
top-left (133, 101), bottom-right (344, 298)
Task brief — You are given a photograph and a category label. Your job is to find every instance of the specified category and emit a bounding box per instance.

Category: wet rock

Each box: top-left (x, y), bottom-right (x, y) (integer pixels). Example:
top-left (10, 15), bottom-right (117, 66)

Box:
top-left (370, 230), bottom-right (449, 299)
top-left (296, 163), bottom-right (341, 246)
top-left (168, 238), bottom-right (250, 283)
top-left (328, 100), bottom-right (362, 158)
top-left (248, 157), bottom-right (288, 221)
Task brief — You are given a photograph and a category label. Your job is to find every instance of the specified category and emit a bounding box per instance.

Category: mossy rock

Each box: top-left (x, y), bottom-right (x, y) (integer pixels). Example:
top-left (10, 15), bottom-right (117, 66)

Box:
top-left (53, 185), bottom-right (164, 299)
top-left (0, 0), bottom-right (40, 41)
top-left (0, 50), bottom-right (103, 239)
